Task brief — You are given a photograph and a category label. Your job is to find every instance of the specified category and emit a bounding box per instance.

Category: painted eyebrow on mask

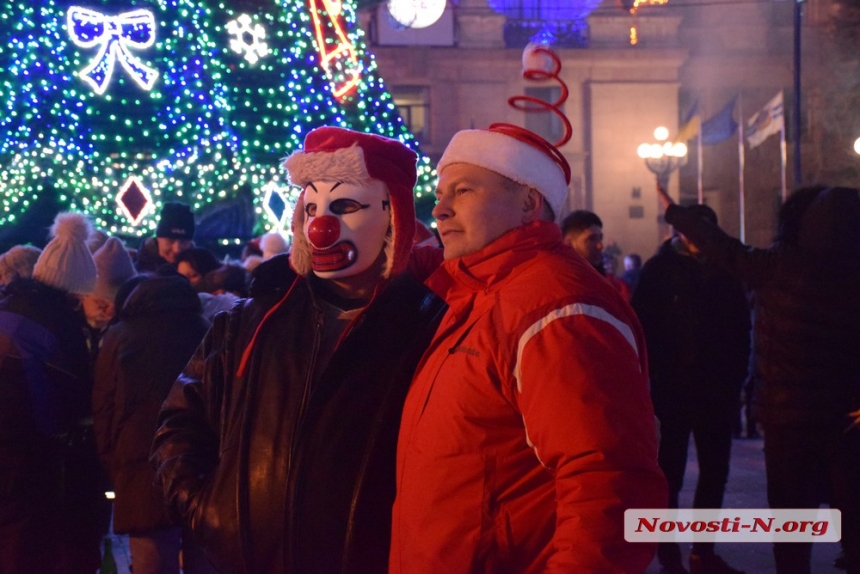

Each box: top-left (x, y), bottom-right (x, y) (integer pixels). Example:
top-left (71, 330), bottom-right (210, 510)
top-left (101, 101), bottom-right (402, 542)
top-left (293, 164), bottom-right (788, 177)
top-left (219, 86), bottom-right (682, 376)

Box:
top-left (305, 181), bottom-right (343, 194)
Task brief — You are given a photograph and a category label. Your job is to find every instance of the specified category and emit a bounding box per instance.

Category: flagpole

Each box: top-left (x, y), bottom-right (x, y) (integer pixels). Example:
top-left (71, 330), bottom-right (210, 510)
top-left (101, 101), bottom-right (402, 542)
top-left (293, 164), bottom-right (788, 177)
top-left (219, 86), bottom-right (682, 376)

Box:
top-left (697, 126), bottom-right (703, 203)
top-left (793, 0), bottom-right (803, 186)
top-left (738, 95), bottom-right (746, 244)
top-left (779, 104), bottom-right (788, 202)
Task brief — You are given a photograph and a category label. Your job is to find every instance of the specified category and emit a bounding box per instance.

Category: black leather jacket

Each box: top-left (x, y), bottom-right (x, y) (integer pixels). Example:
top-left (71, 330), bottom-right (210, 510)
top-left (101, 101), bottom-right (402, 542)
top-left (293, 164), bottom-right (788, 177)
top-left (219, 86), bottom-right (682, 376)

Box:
top-left (151, 256), bottom-right (446, 573)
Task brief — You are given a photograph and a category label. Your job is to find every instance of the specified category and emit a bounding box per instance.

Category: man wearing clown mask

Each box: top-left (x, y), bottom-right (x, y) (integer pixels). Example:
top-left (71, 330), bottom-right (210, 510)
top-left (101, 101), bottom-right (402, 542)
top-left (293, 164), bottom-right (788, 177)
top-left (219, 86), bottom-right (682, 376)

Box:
top-left (151, 127), bottom-right (446, 574)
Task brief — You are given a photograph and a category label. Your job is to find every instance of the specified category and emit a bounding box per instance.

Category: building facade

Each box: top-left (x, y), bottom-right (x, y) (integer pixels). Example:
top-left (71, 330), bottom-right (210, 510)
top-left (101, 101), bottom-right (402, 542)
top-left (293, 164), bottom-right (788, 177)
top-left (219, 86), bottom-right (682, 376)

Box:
top-left (359, 0), bottom-right (848, 260)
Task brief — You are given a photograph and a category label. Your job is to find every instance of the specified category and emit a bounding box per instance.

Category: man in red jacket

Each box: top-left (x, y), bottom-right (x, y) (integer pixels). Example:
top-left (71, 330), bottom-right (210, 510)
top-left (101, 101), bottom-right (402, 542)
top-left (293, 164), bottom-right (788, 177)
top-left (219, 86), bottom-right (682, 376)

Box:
top-left (390, 125), bottom-right (667, 573)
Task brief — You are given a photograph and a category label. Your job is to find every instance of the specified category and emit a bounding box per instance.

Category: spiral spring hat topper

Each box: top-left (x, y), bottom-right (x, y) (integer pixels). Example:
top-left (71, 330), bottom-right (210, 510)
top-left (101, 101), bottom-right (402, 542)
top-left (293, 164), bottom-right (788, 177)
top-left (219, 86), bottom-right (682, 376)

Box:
top-left (437, 43), bottom-right (573, 222)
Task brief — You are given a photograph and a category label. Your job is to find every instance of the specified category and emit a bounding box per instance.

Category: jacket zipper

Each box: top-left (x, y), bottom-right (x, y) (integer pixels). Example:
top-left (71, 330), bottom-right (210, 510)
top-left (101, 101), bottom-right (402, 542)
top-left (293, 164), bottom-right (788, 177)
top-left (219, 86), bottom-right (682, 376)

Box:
top-left (283, 306), bottom-right (323, 571)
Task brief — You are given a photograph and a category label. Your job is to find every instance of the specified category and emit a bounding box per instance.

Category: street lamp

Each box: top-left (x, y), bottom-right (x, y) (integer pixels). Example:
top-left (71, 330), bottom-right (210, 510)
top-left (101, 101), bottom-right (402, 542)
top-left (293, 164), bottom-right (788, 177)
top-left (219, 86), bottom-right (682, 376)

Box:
top-left (854, 136), bottom-right (860, 155)
top-left (638, 127), bottom-right (688, 192)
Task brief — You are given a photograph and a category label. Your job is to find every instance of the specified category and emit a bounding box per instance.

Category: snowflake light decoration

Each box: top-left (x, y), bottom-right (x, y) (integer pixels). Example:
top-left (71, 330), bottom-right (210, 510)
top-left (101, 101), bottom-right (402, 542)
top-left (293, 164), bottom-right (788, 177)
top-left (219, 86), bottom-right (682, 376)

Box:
top-left (226, 14), bottom-right (269, 65)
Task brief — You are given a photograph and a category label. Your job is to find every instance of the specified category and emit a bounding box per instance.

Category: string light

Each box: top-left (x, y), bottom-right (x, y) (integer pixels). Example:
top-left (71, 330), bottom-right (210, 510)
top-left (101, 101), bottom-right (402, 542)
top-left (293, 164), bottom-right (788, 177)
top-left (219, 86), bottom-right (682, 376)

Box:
top-left (0, 0), bottom-right (436, 243)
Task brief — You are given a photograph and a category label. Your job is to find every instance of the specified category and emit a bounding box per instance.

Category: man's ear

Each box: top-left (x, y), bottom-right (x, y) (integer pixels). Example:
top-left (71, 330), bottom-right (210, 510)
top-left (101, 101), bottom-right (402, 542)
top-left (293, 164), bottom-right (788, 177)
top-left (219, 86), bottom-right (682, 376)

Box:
top-left (522, 188), bottom-right (545, 224)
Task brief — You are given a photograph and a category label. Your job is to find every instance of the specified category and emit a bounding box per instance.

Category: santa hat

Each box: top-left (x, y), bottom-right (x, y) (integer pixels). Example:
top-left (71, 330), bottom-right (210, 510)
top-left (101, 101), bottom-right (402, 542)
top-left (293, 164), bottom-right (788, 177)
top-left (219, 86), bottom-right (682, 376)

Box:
top-left (283, 127), bottom-right (418, 278)
top-left (437, 124), bottom-right (571, 222)
top-left (33, 212), bottom-right (98, 294)
top-left (92, 237), bottom-right (137, 301)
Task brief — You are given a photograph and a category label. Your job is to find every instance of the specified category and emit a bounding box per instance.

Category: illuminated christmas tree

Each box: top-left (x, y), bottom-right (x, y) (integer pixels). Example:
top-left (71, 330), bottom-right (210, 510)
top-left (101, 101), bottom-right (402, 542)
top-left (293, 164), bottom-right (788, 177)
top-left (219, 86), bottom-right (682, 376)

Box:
top-left (0, 0), bottom-right (434, 249)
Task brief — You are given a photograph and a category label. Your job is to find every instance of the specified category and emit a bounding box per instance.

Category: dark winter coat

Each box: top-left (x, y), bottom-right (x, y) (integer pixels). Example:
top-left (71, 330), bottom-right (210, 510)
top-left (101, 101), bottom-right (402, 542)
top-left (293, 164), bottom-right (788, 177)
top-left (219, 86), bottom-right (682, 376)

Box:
top-left (92, 275), bottom-right (209, 534)
top-left (151, 255), bottom-right (447, 574)
top-left (664, 189), bottom-right (860, 425)
top-left (0, 279), bottom-right (92, 573)
top-left (631, 237), bottom-right (751, 409)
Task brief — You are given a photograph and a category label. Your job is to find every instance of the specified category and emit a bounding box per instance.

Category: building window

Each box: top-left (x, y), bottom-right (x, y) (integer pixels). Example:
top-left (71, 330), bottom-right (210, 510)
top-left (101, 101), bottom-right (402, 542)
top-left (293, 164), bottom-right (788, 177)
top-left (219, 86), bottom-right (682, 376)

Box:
top-left (524, 87), bottom-right (564, 144)
top-left (390, 86), bottom-right (430, 143)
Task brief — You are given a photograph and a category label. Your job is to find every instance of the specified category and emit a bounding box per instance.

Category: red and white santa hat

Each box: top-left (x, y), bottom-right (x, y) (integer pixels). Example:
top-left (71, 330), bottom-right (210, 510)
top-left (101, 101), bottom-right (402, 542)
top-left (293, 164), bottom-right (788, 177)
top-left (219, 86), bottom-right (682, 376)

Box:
top-left (283, 126), bottom-right (418, 278)
top-left (437, 123), bottom-right (571, 222)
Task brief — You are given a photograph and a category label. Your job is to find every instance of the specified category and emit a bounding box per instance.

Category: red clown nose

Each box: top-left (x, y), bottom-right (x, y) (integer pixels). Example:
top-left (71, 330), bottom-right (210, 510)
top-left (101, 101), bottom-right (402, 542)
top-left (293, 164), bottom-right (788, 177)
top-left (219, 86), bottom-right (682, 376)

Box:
top-left (307, 215), bottom-right (341, 248)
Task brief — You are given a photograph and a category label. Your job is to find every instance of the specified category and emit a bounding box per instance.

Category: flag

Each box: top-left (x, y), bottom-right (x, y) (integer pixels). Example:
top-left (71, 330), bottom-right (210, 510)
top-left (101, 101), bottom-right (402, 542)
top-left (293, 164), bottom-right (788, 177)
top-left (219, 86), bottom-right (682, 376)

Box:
top-left (701, 97), bottom-right (738, 145)
top-left (675, 102), bottom-right (700, 142)
top-left (746, 91), bottom-right (784, 149)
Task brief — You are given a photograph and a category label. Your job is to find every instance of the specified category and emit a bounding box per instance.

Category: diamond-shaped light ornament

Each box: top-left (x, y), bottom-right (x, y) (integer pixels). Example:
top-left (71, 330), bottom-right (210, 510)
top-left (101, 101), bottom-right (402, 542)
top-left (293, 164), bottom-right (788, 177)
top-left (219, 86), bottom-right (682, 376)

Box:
top-left (117, 176), bottom-right (152, 225)
top-left (263, 182), bottom-right (295, 230)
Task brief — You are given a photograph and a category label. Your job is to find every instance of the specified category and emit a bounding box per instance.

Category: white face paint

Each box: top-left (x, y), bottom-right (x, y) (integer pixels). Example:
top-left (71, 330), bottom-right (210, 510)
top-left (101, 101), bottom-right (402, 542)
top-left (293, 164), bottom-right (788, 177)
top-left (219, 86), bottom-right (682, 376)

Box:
top-left (302, 179), bottom-right (391, 279)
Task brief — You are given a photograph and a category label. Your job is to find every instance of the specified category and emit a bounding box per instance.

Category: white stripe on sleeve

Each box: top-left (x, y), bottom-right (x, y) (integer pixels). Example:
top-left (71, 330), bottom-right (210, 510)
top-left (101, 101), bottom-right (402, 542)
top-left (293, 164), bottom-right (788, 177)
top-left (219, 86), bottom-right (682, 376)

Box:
top-left (514, 303), bottom-right (639, 393)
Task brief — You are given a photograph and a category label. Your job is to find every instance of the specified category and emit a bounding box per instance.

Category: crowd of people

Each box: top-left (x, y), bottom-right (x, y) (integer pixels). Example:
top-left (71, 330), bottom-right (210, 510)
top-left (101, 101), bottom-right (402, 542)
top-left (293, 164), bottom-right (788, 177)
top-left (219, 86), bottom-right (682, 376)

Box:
top-left (0, 122), bottom-right (858, 574)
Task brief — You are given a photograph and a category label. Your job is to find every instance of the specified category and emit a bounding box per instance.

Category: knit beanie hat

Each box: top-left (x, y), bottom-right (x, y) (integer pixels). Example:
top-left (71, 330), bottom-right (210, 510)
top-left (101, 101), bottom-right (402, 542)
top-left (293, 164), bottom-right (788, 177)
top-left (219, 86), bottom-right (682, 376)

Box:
top-left (437, 125), bottom-right (571, 223)
top-left (33, 212), bottom-right (98, 294)
top-left (283, 126), bottom-right (418, 278)
top-left (156, 202), bottom-right (195, 239)
top-left (0, 245), bottom-right (42, 284)
top-left (260, 231), bottom-right (289, 260)
top-left (92, 237), bottom-right (137, 301)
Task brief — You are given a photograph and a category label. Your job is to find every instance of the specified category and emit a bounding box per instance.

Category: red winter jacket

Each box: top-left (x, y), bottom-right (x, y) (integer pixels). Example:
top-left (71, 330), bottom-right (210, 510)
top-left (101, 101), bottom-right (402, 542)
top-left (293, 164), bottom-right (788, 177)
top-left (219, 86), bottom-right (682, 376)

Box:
top-left (390, 221), bottom-right (667, 573)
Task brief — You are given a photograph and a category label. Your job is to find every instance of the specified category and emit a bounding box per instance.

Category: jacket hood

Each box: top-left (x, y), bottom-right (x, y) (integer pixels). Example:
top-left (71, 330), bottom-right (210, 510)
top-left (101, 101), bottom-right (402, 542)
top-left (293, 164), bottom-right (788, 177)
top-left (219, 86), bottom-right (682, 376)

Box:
top-left (120, 275), bottom-right (202, 319)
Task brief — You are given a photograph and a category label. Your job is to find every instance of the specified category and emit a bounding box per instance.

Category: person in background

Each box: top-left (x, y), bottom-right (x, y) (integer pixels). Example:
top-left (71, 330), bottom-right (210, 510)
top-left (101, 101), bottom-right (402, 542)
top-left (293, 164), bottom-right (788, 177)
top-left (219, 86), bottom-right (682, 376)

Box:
top-left (260, 231), bottom-right (290, 261)
top-left (151, 127), bottom-right (447, 574)
top-left (195, 263), bottom-right (251, 321)
top-left (631, 204), bottom-right (750, 574)
top-left (656, 183), bottom-right (860, 574)
top-left (561, 209), bottom-right (632, 301)
top-left (175, 247), bottom-right (221, 291)
top-left (622, 252), bottom-right (643, 293)
top-left (136, 202), bottom-right (196, 272)
top-left (87, 228), bottom-right (109, 254)
top-left (80, 237), bottom-right (137, 336)
top-left (413, 218), bottom-right (440, 248)
top-left (0, 212), bottom-right (99, 573)
top-left (0, 245), bottom-right (41, 286)
top-left (390, 125), bottom-right (666, 573)
top-left (65, 235), bottom-right (137, 574)
top-left (93, 274), bottom-right (214, 574)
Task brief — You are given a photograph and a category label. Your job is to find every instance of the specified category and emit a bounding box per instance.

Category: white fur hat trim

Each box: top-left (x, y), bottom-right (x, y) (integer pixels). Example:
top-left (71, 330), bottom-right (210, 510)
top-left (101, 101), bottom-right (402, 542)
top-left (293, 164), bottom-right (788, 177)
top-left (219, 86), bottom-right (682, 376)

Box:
top-left (283, 145), bottom-right (371, 187)
top-left (437, 130), bottom-right (569, 222)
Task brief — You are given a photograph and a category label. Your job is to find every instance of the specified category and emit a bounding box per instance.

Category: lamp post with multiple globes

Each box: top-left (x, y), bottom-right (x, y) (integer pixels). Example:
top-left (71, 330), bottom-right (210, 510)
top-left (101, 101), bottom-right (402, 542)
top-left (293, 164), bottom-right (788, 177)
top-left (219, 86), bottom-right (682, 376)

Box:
top-left (637, 126), bottom-right (688, 195)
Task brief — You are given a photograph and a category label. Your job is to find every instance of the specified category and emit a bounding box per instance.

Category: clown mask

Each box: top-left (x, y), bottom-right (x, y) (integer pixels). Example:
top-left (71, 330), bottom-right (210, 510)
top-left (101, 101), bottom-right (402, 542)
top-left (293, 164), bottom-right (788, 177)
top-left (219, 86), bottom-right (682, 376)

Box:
top-left (302, 179), bottom-right (391, 279)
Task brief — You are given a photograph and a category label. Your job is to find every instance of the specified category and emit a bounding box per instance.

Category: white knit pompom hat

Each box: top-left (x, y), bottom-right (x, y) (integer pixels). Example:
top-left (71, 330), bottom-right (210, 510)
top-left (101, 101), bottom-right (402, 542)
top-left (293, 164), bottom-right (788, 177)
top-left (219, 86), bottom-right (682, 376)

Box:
top-left (33, 212), bottom-right (98, 294)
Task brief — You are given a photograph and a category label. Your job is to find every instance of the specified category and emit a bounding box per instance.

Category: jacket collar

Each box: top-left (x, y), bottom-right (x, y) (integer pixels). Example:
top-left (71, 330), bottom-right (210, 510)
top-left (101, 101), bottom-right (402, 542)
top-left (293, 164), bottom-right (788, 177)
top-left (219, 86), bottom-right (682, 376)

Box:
top-left (426, 221), bottom-right (562, 307)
